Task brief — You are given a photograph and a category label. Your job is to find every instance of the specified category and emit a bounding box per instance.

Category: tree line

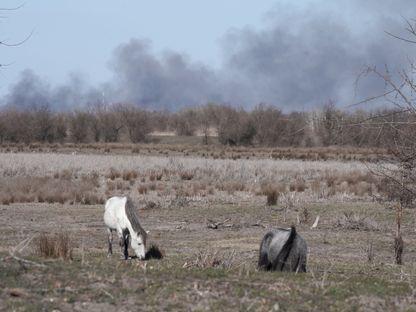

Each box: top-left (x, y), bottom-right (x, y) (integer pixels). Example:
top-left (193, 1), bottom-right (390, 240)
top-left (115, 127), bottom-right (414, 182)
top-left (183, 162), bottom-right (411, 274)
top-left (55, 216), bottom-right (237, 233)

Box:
top-left (0, 102), bottom-right (413, 148)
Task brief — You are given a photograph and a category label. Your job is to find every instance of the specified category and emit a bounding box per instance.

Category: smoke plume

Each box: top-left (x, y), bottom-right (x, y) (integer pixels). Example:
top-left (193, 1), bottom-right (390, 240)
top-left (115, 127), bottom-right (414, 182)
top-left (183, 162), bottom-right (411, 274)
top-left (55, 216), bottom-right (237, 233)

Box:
top-left (4, 1), bottom-right (416, 111)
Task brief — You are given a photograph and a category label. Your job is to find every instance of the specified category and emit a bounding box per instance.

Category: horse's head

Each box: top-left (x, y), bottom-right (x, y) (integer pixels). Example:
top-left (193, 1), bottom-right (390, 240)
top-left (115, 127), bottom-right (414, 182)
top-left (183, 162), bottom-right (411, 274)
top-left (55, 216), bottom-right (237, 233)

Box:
top-left (131, 231), bottom-right (147, 260)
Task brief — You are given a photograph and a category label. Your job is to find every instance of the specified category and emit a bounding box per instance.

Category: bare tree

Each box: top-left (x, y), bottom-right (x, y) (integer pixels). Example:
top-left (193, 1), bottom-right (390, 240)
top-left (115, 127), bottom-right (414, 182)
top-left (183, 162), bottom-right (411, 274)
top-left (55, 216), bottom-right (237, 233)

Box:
top-left (251, 103), bottom-right (285, 146)
top-left (69, 111), bottom-right (90, 143)
top-left (316, 101), bottom-right (343, 146)
top-left (98, 105), bottom-right (124, 142)
top-left (218, 106), bottom-right (256, 146)
top-left (196, 103), bottom-right (222, 145)
top-left (0, 4), bottom-right (33, 68)
top-left (32, 105), bottom-right (55, 143)
top-left (360, 18), bottom-right (416, 264)
top-left (117, 103), bottom-right (150, 143)
top-left (172, 108), bottom-right (198, 136)
top-left (53, 113), bottom-right (67, 143)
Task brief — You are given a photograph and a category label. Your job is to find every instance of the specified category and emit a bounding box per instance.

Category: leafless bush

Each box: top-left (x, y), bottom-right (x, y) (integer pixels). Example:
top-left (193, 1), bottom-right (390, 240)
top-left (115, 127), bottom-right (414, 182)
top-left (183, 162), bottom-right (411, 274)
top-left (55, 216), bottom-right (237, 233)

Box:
top-left (251, 104), bottom-right (286, 146)
top-left (75, 192), bottom-right (105, 205)
top-left (69, 111), bottom-right (90, 143)
top-left (114, 180), bottom-right (130, 191)
top-left (217, 106), bottom-right (255, 146)
top-left (117, 104), bottom-right (151, 143)
top-left (265, 188), bottom-right (278, 206)
top-left (218, 181), bottom-right (246, 194)
top-left (122, 170), bottom-right (138, 181)
top-left (143, 200), bottom-right (160, 210)
top-left (170, 192), bottom-right (191, 208)
top-left (81, 171), bottom-right (100, 188)
top-left (138, 184), bottom-right (148, 195)
top-left (148, 183), bottom-right (157, 191)
top-left (289, 178), bottom-right (307, 193)
top-left (172, 108), bottom-right (198, 136)
top-left (261, 183), bottom-right (286, 206)
top-left (98, 108), bottom-right (124, 143)
top-left (106, 168), bottom-right (122, 181)
top-left (36, 232), bottom-right (73, 260)
top-left (54, 169), bottom-right (74, 180)
top-left (179, 170), bottom-right (194, 181)
top-left (279, 192), bottom-right (300, 221)
top-left (0, 193), bottom-right (14, 205)
top-left (148, 170), bottom-right (163, 182)
top-left (298, 206), bottom-right (310, 224)
top-left (0, 176), bottom-right (102, 205)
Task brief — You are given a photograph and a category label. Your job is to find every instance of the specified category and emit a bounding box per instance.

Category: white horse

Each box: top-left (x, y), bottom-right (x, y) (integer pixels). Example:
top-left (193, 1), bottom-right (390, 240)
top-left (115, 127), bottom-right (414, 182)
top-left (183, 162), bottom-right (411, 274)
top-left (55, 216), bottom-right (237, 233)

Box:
top-left (104, 196), bottom-right (147, 260)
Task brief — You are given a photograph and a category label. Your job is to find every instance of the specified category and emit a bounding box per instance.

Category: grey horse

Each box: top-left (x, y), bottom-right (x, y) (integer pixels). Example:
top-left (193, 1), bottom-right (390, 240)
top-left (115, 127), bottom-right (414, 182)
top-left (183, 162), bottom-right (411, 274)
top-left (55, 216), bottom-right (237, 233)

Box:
top-left (258, 226), bottom-right (307, 272)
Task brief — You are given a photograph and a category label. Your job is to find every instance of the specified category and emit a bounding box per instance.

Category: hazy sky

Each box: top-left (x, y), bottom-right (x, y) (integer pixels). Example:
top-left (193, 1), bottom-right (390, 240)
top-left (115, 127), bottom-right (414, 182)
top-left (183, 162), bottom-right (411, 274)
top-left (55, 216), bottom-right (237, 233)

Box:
top-left (0, 0), bottom-right (277, 92)
top-left (1, 1), bottom-right (416, 110)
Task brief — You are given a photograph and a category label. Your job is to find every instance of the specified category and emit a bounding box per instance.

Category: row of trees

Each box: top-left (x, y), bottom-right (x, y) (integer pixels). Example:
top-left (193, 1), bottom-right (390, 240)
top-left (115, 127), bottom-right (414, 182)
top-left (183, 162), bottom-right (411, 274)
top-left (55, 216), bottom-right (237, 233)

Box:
top-left (0, 102), bottom-right (413, 147)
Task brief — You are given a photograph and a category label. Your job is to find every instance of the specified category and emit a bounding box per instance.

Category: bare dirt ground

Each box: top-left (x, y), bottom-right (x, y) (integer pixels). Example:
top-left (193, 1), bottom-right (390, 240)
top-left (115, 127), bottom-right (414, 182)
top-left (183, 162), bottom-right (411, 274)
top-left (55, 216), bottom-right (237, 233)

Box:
top-left (1, 151), bottom-right (416, 311)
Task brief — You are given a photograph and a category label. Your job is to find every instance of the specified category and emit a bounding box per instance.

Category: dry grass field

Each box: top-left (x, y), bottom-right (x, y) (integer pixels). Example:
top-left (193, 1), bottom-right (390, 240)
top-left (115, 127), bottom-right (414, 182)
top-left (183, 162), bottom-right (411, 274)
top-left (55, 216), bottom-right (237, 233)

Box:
top-left (1, 148), bottom-right (415, 311)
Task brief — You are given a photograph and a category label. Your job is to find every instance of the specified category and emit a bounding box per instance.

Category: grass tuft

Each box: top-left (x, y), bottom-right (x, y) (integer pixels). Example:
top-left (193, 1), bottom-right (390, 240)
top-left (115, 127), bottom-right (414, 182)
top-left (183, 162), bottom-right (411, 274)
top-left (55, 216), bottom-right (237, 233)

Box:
top-left (36, 232), bottom-right (73, 260)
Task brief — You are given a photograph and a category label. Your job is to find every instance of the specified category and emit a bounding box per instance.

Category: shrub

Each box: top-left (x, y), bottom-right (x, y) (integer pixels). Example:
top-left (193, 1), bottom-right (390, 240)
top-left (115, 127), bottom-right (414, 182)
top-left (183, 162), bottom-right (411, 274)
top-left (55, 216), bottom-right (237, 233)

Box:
top-left (266, 188), bottom-right (278, 205)
top-left (36, 232), bottom-right (73, 260)
top-left (0, 176), bottom-right (100, 205)
top-left (333, 212), bottom-right (380, 231)
top-left (180, 170), bottom-right (194, 181)
top-left (106, 168), bottom-right (121, 180)
top-left (183, 250), bottom-right (236, 269)
top-left (122, 170), bottom-right (138, 181)
top-left (261, 183), bottom-right (285, 206)
top-left (138, 185), bottom-right (148, 195)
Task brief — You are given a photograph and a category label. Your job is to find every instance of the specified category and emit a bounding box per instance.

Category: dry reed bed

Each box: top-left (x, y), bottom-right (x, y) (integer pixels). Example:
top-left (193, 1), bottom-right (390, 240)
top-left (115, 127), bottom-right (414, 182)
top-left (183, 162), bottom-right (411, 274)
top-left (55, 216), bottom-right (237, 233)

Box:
top-left (0, 152), bottom-right (376, 177)
top-left (0, 153), bottom-right (392, 204)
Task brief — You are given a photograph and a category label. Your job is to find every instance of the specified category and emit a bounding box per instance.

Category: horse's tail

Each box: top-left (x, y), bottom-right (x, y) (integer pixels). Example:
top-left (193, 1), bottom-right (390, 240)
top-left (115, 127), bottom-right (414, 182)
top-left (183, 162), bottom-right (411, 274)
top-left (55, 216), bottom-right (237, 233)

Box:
top-left (272, 226), bottom-right (297, 271)
top-left (124, 197), bottom-right (147, 239)
top-left (258, 231), bottom-right (274, 270)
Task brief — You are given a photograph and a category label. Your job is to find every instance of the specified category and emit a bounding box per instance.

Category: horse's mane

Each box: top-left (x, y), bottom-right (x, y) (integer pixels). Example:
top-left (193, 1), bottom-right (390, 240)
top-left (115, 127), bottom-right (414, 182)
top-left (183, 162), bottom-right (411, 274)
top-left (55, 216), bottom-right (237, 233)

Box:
top-left (125, 197), bottom-right (147, 238)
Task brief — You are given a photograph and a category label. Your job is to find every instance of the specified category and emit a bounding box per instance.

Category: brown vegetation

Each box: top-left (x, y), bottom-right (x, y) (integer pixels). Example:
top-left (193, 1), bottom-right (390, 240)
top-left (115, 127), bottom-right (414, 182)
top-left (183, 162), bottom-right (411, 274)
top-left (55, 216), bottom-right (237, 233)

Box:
top-left (183, 250), bottom-right (237, 269)
top-left (261, 183), bottom-right (286, 206)
top-left (0, 102), bottom-right (411, 150)
top-left (36, 232), bottom-right (73, 260)
top-left (333, 212), bottom-right (380, 231)
top-left (0, 175), bottom-right (103, 205)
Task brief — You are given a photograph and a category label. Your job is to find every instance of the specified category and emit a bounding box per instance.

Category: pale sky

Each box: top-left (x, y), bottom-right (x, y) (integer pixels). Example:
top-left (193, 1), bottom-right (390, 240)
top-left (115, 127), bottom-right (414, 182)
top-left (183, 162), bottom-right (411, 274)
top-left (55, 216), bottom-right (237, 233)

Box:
top-left (1, 0), bottom-right (415, 110)
top-left (0, 0), bottom-right (277, 93)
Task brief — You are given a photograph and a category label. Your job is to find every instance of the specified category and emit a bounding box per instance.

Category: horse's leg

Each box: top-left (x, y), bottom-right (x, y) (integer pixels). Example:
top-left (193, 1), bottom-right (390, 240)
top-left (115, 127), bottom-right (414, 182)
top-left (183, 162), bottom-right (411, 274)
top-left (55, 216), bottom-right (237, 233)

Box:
top-left (116, 227), bottom-right (125, 259)
top-left (123, 230), bottom-right (130, 260)
top-left (117, 228), bottom-right (130, 260)
top-left (107, 228), bottom-right (113, 257)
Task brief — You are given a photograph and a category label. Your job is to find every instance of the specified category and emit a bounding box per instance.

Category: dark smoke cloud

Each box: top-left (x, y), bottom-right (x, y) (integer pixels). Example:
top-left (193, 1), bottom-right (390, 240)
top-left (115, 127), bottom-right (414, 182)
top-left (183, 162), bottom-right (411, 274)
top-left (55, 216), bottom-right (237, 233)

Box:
top-left (5, 69), bottom-right (51, 109)
top-left (219, 0), bottom-right (416, 109)
top-left (109, 39), bottom-right (223, 110)
top-left (4, 1), bottom-right (416, 111)
top-left (3, 70), bottom-right (104, 111)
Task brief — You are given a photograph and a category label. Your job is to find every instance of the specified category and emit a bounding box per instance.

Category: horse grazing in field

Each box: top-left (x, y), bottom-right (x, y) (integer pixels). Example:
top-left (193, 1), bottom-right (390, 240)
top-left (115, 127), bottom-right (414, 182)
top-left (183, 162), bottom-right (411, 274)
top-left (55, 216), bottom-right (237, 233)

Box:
top-left (104, 196), bottom-right (147, 260)
top-left (258, 226), bottom-right (307, 272)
